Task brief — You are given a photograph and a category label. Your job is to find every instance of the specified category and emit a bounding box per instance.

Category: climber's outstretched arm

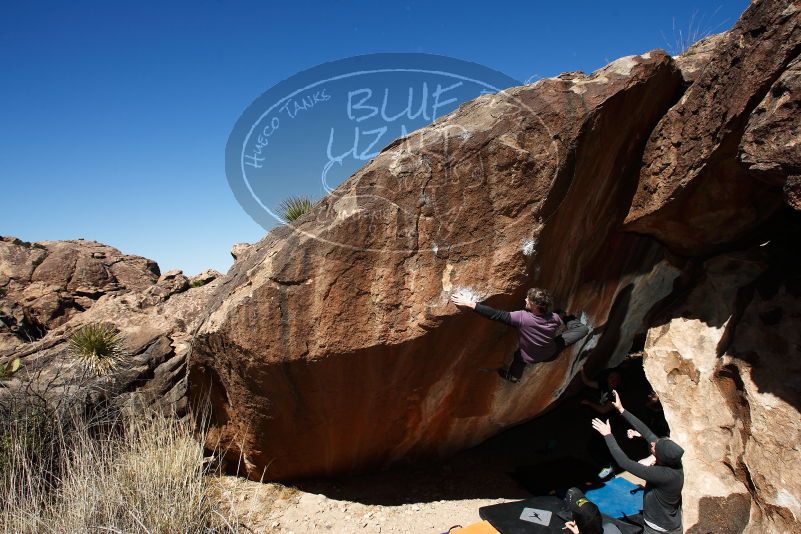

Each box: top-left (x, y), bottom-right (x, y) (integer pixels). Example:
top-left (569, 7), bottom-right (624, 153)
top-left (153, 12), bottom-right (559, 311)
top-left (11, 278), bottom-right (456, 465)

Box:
top-left (473, 303), bottom-right (513, 325)
top-left (450, 295), bottom-right (513, 326)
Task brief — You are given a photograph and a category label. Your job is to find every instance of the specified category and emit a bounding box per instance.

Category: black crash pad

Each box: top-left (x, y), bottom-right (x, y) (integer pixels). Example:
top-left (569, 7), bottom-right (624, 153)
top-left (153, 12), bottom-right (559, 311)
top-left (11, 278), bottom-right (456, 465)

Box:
top-left (479, 496), bottom-right (642, 534)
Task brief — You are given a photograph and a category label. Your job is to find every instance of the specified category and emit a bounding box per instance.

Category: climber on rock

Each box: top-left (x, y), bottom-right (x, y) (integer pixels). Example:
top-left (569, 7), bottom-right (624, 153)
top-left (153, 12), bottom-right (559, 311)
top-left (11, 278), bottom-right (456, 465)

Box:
top-left (451, 287), bottom-right (585, 382)
top-left (591, 390), bottom-right (684, 534)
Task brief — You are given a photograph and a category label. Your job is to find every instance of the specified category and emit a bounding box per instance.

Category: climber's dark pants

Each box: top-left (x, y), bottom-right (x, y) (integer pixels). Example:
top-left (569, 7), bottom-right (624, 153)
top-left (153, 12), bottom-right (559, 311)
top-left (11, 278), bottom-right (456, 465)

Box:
top-left (504, 350), bottom-right (527, 381)
top-left (502, 348), bottom-right (562, 382)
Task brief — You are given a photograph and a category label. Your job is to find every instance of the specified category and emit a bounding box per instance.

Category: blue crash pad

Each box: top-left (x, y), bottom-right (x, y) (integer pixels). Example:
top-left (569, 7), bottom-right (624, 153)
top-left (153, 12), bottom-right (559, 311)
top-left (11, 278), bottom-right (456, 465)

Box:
top-left (585, 477), bottom-right (643, 518)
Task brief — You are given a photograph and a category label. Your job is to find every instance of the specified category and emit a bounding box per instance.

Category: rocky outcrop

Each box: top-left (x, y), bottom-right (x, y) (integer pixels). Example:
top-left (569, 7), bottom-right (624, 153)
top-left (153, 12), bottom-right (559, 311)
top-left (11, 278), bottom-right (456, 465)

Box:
top-left (627, 1), bottom-right (801, 531)
top-left (0, 238), bottom-right (221, 415)
top-left (2, 2), bottom-right (793, 533)
top-left (188, 50), bottom-right (685, 480)
top-left (624, 0), bottom-right (801, 254)
top-left (740, 55), bottom-right (801, 209)
top-left (230, 243), bottom-right (252, 261)
top-left (9, 269), bottom-right (221, 415)
top-left (0, 237), bottom-right (159, 349)
top-left (673, 32), bottom-right (727, 85)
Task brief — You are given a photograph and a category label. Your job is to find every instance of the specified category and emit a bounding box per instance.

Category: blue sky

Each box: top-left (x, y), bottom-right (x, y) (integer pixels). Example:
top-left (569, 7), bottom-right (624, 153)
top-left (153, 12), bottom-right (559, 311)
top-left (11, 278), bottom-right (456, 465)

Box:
top-left (0, 1), bottom-right (748, 275)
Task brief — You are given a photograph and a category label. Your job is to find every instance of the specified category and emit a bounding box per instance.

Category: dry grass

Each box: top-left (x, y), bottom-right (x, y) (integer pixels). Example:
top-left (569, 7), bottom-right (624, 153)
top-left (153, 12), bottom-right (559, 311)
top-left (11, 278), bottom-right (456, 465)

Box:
top-left (661, 7), bottom-right (728, 56)
top-left (0, 394), bottom-right (245, 533)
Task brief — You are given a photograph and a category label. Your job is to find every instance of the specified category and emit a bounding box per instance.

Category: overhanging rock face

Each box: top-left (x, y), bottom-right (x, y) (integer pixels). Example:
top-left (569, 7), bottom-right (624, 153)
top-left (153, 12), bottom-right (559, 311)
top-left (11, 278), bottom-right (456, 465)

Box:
top-left (188, 2), bottom-right (801, 530)
top-left (188, 51), bottom-right (683, 480)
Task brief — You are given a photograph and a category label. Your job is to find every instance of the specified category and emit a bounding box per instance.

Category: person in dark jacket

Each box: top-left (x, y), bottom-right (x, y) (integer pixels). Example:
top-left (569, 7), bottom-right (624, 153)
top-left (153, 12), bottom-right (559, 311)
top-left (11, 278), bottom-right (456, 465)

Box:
top-left (562, 487), bottom-right (627, 534)
top-left (562, 487), bottom-right (603, 534)
top-left (451, 288), bottom-right (587, 382)
top-left (591, 391), bottom-right (684, 534)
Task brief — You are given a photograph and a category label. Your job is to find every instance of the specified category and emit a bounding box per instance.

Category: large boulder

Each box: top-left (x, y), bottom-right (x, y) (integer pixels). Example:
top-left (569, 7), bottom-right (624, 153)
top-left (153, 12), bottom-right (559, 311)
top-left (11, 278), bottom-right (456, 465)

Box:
top-left (642, 223), bottom-right (801, 533)
top-left (188, 3), bottom-right (801, 532)
top-left (624, 0), bottom-right (801, 254)
top-left (2, 3), bottom-right (795, 533)
top-left (188, 51), bottom-right (684, 480)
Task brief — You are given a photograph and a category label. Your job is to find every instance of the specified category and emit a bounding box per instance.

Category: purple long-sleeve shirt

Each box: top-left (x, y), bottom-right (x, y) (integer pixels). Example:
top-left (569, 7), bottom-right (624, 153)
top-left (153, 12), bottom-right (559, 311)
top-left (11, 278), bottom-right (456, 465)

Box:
top-left (472, 304), bottom-right (564, 362)
top-left (509, 310), bottom-right (563, 363)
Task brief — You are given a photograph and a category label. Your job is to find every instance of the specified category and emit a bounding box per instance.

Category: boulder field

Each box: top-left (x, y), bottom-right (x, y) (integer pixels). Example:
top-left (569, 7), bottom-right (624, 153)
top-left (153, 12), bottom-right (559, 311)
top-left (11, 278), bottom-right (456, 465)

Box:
top-left (185, 1), bottom-right (801, 531)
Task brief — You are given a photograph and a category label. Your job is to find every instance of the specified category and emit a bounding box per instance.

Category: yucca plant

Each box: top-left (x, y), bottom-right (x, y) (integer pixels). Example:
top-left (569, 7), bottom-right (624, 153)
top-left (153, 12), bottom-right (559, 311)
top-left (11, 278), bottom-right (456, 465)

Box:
top-left (68, 324), bottom-right (126, 376)
top-left (277, 195), bottom-right (314, 223)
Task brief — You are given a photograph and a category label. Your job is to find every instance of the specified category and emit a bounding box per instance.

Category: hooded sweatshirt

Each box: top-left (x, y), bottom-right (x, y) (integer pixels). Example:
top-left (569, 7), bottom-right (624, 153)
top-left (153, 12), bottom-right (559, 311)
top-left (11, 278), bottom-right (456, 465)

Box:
top-left (603, 410), bottom-right (684, 532)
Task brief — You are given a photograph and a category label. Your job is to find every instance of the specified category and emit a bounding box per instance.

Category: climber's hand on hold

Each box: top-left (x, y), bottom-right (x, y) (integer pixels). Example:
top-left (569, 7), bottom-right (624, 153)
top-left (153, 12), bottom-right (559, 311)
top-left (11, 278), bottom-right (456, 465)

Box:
top-left (450, 294), bottom-right (476, 309)
top-left (592, 418), bottom-right (612, 436)
top-left (627, 429), bottom-right (641, 440)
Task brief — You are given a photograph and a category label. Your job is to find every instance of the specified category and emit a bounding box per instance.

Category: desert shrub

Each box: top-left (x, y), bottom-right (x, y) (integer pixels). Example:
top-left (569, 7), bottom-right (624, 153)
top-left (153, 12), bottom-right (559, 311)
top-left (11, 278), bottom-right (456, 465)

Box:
top-left (190, 279), bottom-right (208, 288)
top-left (52, 411), bottom-right (235, 533)
top-left (0, 389), bottom-right (73, 532)
top-left (277, 195), bottom-right (314, 222)
top-left (68, 323), bottom-right (127, 376)
top-left (0, 386), bottom-right (243, 533)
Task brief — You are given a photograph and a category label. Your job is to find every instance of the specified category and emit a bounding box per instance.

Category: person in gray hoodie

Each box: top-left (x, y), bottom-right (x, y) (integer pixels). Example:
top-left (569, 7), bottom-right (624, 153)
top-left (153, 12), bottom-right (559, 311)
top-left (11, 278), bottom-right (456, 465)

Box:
top-left (591, 390), bottom-right (684, 534)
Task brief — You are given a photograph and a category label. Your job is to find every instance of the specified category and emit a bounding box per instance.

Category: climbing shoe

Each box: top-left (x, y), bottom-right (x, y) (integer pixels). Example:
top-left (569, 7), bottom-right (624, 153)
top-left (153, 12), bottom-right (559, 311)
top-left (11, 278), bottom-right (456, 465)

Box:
top-left (497, 368), bottom-right (519, 383)
top-left (597, 465), bottom-right (614, 479)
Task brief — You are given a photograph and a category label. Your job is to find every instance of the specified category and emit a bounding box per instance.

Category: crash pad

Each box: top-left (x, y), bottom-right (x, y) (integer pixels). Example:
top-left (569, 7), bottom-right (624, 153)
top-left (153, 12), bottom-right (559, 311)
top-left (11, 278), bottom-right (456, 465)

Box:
top-left (479, 496), bottom-right (642, 534)
top-left (479, 496), bottom-right (568, 533)
top-left (447, 520), bottom-right (501, 533)
top-left (585, 476), bottom-right (643, 518)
